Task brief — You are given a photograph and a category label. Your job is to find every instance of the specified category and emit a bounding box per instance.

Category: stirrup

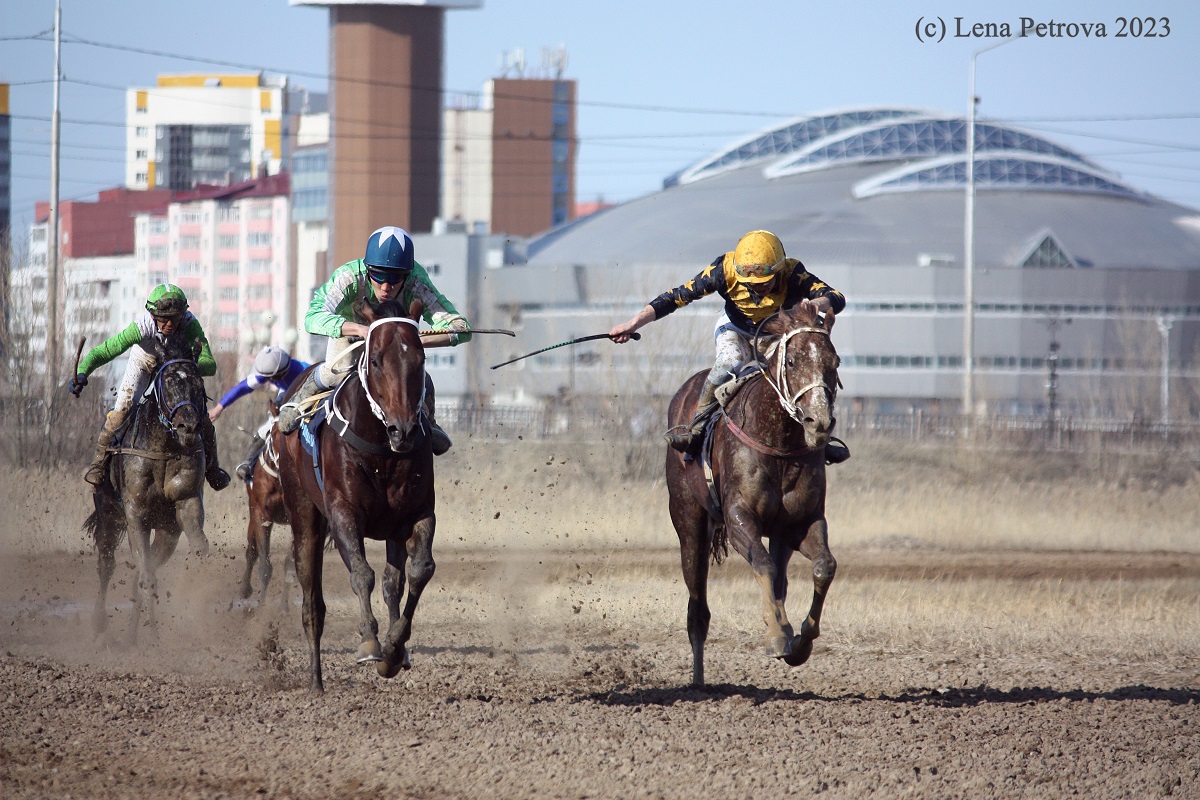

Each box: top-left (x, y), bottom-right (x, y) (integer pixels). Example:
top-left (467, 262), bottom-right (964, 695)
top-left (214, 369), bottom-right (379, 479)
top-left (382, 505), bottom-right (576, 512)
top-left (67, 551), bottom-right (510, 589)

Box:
top-left (235, 462), bottom-right (253, 481)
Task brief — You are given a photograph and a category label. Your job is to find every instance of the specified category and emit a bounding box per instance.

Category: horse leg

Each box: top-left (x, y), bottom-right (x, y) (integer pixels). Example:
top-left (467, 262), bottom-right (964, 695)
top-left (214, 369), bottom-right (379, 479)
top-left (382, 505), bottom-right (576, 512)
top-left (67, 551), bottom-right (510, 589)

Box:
top-left (176, 495), bottom-right (208, 557)
top-left (125, 520), bottom-right (157, 644)
top-left (381, 529), bottom-right (408, 629)
top-left (292, 510), bottom-right (328, 693)
top-left (727, 507), bottom-right (793, 660)
top-left (238, 504), bottom-right (261, 601)
top-left (676, 501), bottom-right (710, 690)
top-left (255, 520), bottom-right (275, 608)
top-left (787, 517), bottom-right (837, 667)
top-left (329, 512), bottom-right (382, 664)
top-left (378, 515), bottom-right (435, 679)
top-left (149, 528), bottom-right (181, 571)
top-left (93, 513), bottom-right (119, 636)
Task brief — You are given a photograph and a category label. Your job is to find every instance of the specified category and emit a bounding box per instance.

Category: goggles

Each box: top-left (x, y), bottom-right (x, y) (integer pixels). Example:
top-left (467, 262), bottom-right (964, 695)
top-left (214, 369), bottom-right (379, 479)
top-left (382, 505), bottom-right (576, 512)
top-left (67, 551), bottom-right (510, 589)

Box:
top-left (368, 267), bottom-right (409, 285)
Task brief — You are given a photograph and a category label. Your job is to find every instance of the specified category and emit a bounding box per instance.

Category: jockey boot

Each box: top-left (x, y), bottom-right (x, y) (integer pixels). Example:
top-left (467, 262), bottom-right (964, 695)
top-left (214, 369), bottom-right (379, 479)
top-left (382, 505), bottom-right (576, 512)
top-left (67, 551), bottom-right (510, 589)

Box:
top-left (825, 436), bottom-right (851, 465)
top-left (83, 429), bottom-right (117, 487)
top-left (201, 417), bottom-right (231, 491)
top-left (236, 433), bottom-right (266, 481)
top-left (665, 381), bottom-right (720, 453)
top-left (278, 372), bottom-right (322, 434)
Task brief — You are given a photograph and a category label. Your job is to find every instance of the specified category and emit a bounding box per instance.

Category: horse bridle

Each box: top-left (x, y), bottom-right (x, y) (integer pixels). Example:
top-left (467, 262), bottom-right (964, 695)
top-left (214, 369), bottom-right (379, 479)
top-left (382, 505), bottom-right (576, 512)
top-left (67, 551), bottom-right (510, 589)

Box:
top-left (356, 316), bottom-right (428, 427)
top-left (754, 321), bottom-right (838, 423)
top-left (153, 358), bottom-right (203, 435)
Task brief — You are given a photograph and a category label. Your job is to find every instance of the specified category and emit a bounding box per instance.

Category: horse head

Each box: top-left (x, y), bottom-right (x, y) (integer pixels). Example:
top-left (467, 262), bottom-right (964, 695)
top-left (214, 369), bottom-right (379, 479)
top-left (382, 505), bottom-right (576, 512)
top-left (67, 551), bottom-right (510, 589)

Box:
top-left (147, 338), bottom-right (207, 450)
top-left (758, 302), bottom-right (840, 451)
top-left (356, 297), bottom-right (428, 454)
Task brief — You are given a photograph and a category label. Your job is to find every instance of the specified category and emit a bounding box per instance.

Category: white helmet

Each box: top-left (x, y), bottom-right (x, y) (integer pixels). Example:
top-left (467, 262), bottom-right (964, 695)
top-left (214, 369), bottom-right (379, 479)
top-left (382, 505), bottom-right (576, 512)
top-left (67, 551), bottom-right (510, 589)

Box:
top-left (253, 345), bottom-right (291, 378)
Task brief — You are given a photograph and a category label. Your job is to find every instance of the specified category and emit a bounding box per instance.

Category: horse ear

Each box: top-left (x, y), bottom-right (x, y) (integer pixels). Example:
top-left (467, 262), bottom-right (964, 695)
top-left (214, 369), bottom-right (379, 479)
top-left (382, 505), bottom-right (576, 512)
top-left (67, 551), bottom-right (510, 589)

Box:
top-left (823, 309), bottom-right (836, 332)
top-left (355, 297), bottom-right (378, 324)
top-left (407, 299), bottom-right (424, 323)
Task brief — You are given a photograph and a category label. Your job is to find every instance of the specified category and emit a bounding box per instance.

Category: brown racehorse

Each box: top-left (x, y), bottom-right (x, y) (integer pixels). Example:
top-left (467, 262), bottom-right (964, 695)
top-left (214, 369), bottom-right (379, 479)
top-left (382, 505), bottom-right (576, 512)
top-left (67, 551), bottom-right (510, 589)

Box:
top-left (275, 298), bottom-right (437, 693)
top-left (84, 336), bottom-right (211, 640)
top-left (236, 404), bottom-right (293, 609)
top-left (666, 302), bottom-right (840, 687)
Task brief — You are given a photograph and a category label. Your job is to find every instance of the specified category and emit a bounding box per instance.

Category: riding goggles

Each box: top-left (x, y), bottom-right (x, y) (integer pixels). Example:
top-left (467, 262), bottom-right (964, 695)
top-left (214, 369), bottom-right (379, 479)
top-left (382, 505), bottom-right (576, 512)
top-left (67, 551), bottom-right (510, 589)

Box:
top-left (368, 267), bottom-right (410, 285)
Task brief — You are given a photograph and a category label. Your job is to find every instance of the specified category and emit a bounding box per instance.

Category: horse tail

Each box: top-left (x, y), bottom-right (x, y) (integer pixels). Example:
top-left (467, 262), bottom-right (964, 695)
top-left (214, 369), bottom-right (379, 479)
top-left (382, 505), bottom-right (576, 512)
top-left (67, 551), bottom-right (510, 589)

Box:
top-left (709, 522), bottom-right (728, 565)
top-left (83, 487), bottom-right (127, 551)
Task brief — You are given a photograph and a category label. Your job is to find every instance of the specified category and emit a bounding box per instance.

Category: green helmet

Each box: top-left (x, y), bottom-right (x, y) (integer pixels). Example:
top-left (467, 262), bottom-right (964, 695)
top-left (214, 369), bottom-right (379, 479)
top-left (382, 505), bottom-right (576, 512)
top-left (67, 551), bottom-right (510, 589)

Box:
top-left (146, 283), bottom-right (189, 318)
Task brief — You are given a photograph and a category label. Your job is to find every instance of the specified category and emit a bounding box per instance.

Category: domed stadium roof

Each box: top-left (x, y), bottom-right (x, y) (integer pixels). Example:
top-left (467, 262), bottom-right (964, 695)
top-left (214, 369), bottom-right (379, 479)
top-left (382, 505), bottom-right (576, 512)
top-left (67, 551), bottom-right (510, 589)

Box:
top-left (529, 106), bottom-right (1200, 271)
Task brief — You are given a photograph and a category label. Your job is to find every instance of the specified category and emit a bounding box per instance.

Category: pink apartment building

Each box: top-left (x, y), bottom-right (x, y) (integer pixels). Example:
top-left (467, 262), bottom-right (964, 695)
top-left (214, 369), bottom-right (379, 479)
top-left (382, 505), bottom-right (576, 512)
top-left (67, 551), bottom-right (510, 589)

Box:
top-left (135, 174), bottom-right (293, 356)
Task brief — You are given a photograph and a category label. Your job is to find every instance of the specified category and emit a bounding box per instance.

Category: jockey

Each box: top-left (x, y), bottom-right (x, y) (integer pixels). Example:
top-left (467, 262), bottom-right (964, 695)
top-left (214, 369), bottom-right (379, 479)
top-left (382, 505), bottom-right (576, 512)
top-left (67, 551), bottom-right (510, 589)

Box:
top-left (209, 344), bottom-right (310, 480)
top-left (69, 283), bottom-right (231, 490)
top-left (276, 226), bottom-right (471, 455)
top-left (608, 230), bottom-right (850, 462)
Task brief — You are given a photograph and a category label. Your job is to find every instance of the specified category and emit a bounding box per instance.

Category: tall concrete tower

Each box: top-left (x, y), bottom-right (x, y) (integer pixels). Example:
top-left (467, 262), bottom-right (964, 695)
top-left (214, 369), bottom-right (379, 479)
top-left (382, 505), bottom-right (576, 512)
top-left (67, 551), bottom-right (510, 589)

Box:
top-left (291, 0), bottom-right (482, 266)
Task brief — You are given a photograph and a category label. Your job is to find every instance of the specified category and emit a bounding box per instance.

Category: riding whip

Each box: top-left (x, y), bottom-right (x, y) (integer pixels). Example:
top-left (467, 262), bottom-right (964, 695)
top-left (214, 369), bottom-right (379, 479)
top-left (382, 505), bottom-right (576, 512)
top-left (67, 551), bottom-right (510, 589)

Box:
top-left (419, 328), bottom-right (516, 337)
top-left (69, 336), bottom-right (86, 398)
top-left (491, 332), bottom-right (640, 370)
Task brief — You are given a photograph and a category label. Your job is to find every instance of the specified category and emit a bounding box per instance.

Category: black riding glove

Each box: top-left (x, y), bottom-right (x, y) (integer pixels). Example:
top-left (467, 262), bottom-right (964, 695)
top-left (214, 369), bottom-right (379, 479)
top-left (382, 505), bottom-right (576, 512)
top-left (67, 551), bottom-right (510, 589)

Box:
top-left (68, 373), bottom-right (88, 396)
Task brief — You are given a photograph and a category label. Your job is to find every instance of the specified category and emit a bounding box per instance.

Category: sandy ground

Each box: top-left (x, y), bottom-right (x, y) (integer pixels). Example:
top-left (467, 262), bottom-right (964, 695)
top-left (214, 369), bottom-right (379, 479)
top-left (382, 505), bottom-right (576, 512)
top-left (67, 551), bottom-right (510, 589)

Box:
top-left (2, 445), bottom-right (1199, 799)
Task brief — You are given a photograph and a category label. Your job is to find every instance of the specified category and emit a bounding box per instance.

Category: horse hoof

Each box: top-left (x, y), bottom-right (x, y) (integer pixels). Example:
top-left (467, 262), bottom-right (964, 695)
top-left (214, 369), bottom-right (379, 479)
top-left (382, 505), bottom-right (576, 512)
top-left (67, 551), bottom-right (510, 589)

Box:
top-left (784, 637), bottom-right (814, 667)
top-left (377, 659), bottom-right (403, 679)
top-left (764, 635), bottom-right (790, 659)
top-left (355, 640), bottom-right (383, 664)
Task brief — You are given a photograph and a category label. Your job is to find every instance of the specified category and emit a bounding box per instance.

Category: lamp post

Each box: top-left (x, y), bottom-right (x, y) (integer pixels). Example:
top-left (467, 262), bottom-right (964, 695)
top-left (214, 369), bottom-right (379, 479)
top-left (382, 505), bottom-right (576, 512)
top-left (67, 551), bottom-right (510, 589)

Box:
top-left (1156, 315), bottom-right (1173, 426)
top-left (963, 37), bottom-right (1019, 418)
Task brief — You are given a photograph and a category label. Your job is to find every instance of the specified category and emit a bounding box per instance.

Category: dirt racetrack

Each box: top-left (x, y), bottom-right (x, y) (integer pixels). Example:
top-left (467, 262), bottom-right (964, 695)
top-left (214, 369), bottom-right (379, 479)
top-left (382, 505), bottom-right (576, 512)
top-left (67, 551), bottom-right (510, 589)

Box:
top-left (2, 441), bottom-right (1199, 799)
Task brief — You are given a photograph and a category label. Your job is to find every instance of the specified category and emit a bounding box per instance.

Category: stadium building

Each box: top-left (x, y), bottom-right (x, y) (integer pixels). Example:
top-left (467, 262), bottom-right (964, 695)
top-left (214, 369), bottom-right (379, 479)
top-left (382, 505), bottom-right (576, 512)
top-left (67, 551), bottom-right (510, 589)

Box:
top-left (476, 106), bottom-right (1200, 419)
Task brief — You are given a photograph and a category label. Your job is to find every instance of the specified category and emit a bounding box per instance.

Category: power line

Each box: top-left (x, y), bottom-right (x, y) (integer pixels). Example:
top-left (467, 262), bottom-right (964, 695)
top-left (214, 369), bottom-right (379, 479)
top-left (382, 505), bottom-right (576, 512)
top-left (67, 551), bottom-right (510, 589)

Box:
top-left (52, 30), bottom-right (786, 119)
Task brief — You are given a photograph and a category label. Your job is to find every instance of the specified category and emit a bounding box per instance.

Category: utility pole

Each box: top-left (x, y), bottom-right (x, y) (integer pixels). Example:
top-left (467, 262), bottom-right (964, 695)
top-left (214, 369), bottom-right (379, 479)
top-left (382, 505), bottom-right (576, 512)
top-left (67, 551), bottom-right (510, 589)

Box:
top-left (962, 37), bottom-right (1020, 419)
top-left (45, 0), bottom-right (62, 421)
top-left (1156, 315), bottom-right (1173, 426)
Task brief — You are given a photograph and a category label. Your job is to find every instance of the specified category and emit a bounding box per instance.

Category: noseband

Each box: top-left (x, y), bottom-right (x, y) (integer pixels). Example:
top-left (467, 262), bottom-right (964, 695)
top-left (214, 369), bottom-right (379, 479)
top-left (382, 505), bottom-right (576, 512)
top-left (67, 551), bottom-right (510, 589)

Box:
top-left (357, 316), bottom-right (428, 426)
top-left (759, 325), bottom-right (836, 423)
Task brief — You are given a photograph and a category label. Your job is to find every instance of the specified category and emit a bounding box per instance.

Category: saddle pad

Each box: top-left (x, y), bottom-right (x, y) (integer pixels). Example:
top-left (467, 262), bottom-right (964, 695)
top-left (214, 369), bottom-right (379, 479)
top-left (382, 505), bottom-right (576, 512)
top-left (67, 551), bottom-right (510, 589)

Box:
top-left (299, 405), bottom-right (329, 493)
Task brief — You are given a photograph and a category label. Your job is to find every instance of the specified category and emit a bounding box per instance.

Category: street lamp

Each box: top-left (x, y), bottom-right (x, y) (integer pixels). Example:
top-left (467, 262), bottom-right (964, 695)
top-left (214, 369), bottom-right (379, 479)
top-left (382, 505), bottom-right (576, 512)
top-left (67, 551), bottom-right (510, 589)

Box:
top-left (963, 37), bottom-right (1020, 417)
top-left (1156, 315), bottom-right (1173, 425)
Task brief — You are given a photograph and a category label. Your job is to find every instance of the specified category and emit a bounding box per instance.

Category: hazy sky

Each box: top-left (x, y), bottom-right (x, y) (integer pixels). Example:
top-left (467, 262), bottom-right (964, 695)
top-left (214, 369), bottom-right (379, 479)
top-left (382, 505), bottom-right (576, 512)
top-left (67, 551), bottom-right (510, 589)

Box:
top-left (3, 0), bottom-right (1198, 236)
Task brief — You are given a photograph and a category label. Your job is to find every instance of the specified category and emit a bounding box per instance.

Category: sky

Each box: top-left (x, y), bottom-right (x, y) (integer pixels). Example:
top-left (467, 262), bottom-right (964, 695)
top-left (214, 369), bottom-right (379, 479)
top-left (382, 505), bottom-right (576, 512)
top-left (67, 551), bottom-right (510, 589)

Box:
top-left (3, 0), bottom-right (1199, 239)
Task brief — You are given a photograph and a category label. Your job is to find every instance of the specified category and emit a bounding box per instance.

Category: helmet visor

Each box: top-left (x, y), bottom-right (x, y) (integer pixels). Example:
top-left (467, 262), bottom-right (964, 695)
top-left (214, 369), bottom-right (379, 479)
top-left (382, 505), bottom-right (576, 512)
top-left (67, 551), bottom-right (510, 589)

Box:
top-left (368, 267), bottom-right (408, 285)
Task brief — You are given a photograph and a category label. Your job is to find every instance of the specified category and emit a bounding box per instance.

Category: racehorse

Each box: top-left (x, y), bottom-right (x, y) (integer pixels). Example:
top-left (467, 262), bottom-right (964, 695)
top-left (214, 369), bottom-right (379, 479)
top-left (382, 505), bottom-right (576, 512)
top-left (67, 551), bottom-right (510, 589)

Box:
top-left (84, 337), bottom-right (211, 639)
top-left (236, 404), bottom-right (293, 609)
top-left (276, 298), bottom-right (437, 693)
top-left (665, 301), bottom-right (840, 686)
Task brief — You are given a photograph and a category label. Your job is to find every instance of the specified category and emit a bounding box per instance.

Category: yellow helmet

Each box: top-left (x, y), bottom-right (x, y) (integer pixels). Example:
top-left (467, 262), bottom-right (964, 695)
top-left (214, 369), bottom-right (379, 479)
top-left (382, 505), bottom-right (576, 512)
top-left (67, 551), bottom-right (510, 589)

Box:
top-left (731, 230), bottom-right (786, 282)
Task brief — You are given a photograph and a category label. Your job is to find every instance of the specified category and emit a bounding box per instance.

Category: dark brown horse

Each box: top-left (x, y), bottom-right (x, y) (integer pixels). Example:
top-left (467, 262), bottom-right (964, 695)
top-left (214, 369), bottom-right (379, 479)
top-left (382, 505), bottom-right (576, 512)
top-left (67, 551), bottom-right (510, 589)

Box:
top-left (276, 298), bottom-right (437, 692)
top-left (666, 302), bottom-right (840, 686)
top-left (236, 405), bottom-right (293, 609)
top-left (84, 337), bottom-right (210, 639)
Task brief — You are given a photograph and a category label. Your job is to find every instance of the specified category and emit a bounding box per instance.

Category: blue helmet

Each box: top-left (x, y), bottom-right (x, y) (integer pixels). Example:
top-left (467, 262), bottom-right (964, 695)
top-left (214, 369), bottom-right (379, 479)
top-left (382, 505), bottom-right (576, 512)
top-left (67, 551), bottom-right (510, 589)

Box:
top-left (364, 226), bottom-right (415, 273)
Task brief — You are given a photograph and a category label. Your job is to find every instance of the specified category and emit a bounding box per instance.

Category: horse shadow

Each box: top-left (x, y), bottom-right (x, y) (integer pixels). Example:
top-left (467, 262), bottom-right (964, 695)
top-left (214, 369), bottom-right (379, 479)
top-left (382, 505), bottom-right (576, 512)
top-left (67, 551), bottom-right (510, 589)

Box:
top-left (574, 683), bottom-right (1200, 708)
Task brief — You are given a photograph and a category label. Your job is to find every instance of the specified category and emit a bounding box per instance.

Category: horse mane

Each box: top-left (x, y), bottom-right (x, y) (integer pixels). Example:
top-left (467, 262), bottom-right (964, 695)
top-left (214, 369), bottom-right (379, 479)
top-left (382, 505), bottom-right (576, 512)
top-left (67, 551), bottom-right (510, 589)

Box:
top-left (759, 301), bottom-right (822, 338)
